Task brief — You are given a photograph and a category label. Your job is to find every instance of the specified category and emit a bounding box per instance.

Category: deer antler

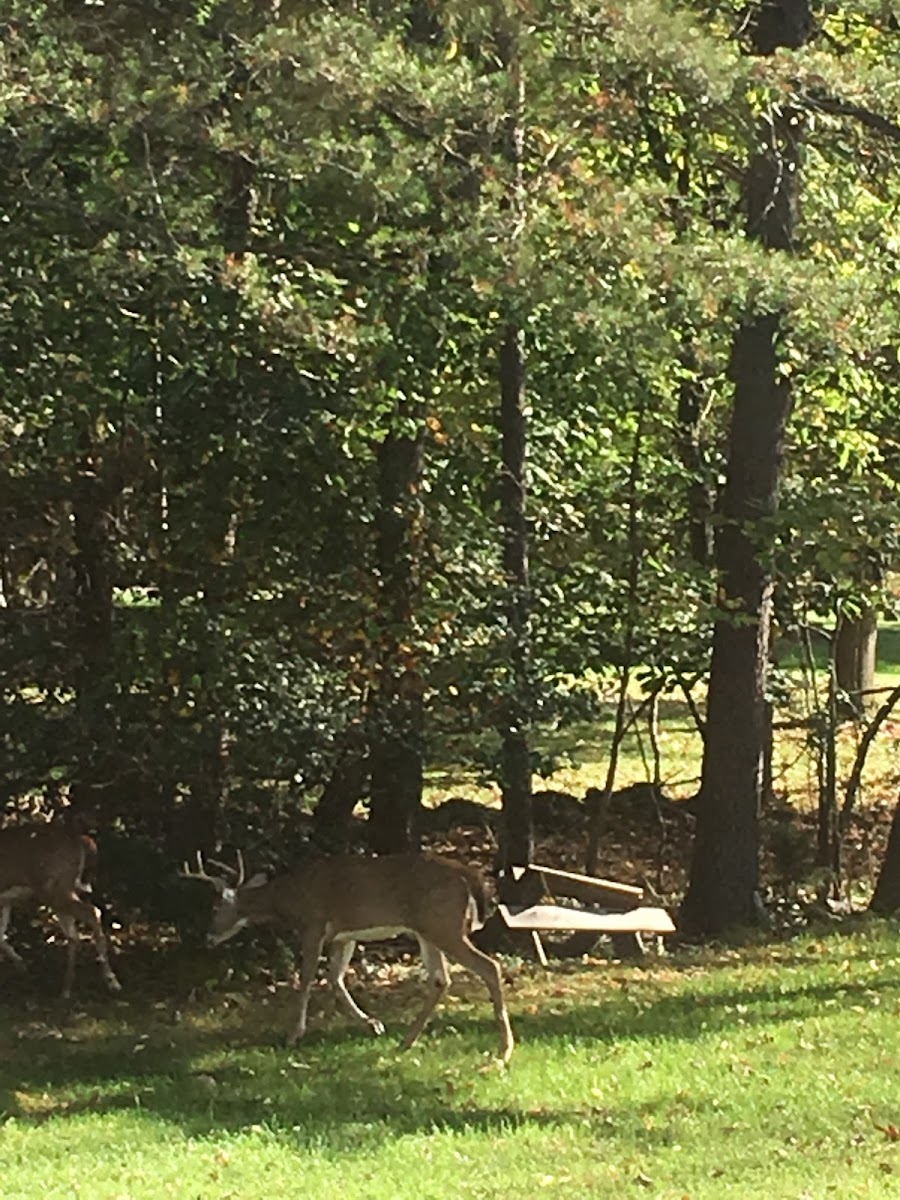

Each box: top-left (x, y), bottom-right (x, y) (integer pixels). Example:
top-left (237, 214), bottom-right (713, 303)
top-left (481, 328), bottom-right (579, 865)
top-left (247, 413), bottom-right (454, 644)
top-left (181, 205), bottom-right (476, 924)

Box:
top-left (205, 849), bottom-right (245, 887)
top-left (180, 850), bottom-right (229, 894)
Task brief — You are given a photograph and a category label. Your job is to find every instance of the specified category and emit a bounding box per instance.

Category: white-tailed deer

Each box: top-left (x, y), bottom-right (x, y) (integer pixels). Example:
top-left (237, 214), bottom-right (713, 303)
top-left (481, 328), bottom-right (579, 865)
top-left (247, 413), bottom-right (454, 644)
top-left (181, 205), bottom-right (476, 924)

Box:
top-left (182, 851), bottom-right (514, 1063)
top-left (0, 824), bottom-right (121, 998)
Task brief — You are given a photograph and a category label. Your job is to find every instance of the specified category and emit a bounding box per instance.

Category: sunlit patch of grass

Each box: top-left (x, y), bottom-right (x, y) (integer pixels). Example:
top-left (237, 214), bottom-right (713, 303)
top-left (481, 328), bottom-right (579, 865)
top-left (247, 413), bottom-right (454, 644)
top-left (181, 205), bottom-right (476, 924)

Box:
top-left (3, 924), bottom-right (900, 1198)
top-left (423, 707), bottom-right (704, 809)
top-left (424, 626), bottom-right (900, 814)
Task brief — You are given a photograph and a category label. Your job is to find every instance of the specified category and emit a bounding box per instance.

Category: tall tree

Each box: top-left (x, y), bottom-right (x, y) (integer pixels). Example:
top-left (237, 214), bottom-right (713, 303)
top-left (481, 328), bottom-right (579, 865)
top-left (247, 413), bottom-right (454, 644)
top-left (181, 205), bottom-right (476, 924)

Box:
top-left (495, 18), bottom-right (533, 870)
top-left (69, 433), bottom-right (117, 820)
top-left (367, 406), bottom-right (426, 854)
top-left (681, 1), bottom-right (812, 934)
top-left (364, 2), bottom-right (457, 855)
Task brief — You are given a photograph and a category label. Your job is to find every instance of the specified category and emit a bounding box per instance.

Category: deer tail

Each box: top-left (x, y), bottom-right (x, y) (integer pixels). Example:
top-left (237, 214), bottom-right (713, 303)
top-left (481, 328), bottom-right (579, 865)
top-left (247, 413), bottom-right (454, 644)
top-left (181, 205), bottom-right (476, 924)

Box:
top-left (462, 865), bottom-right (495, 931)
top-left (76, 834), bottom-right (98, 894)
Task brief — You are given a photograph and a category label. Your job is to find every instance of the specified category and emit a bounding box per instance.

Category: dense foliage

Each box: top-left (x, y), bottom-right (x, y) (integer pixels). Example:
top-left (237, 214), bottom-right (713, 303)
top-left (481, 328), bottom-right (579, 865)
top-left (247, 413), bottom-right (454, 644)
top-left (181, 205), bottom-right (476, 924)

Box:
top-left (1, 1), bottom-right (898, 927)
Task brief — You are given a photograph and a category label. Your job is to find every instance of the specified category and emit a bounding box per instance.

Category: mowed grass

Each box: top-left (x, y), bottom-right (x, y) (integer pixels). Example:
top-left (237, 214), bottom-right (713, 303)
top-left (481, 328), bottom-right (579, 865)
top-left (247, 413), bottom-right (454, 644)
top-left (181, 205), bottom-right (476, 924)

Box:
top-left (3, 923), bottom-right (900, 1199)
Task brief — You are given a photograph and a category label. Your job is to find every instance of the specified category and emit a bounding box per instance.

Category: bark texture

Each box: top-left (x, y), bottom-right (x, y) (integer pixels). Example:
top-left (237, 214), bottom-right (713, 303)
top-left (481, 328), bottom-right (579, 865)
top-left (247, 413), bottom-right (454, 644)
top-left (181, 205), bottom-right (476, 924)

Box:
top-left (870, 796), bottom-right (900, 915)
top-left (680, 19), bottom-right (808, 934)
top-left (497, 320), bottom-right (533, 869)
top-left (367, 430), bottom-right (425, 854)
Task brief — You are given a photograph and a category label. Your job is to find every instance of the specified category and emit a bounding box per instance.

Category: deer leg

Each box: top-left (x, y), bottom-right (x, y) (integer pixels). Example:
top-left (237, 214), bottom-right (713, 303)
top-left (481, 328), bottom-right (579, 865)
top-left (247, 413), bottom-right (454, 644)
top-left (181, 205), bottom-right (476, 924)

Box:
top-left (60, 897), bottom-right (121, 995)
top-left (440, 936), bottom-right (514, 1064)
top-left (0, 905), bottom-right (25, 971)
top-left (56, 912), bottom-right (79, 999)
top-left (288, 931), bottom-right (325, 1045)
top-left (327, 939), bottom-right (385, 1037)
top-left (400, 939), bottom-right (450, 1052)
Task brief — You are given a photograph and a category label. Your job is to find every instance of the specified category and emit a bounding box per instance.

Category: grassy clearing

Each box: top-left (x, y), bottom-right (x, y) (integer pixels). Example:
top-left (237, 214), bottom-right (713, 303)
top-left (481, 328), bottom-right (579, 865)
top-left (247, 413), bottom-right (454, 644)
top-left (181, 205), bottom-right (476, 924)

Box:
top-left (424, 622), bottom-right (900, 812)
top-left (3, 923), bottom-right (900, 1199)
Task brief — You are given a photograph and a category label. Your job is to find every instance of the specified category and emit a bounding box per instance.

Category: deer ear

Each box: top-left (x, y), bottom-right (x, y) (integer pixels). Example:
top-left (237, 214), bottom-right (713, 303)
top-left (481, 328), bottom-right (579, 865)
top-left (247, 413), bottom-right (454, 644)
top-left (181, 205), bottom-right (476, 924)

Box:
top-left (245, 872), bottom-right (268, 889)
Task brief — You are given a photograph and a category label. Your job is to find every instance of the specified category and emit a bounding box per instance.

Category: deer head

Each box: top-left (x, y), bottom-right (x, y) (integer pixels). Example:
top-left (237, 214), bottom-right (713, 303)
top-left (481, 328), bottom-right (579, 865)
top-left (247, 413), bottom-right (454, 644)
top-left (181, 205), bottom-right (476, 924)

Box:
top-left (181, 849), bottom-right (268, 945)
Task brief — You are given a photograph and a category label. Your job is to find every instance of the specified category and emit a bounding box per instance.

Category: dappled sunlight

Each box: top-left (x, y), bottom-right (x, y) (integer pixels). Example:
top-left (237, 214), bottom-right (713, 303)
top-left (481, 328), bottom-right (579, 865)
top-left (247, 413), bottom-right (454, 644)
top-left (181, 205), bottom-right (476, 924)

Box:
top-left (3, 925), bottom-right (899, 1133)
top-left (3, 926), bottom-right (900, 1198)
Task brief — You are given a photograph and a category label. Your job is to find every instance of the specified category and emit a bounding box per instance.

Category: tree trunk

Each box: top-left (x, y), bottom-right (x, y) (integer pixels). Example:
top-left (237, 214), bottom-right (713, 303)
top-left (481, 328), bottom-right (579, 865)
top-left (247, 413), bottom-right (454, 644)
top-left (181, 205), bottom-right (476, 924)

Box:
top-left (834, 604), bottom-right (878, 699)
top-left (405, 0), bottom-right (441, 46)
top-left (186, 145), bottom-right (254, 853)
top-left (368, 722), bottom-right (422, 855)
top-left (494, 26), bottom-right (532, 872)
top-left (816, 668), bottom-right (840, 879)
top-left (367, 428), bottom-right (425, 854)
top-left (676, 343), bottom-right (713, 565)
top-left (312, 732), bottom-right (370, 853)
top-left (365, 11), bottom-right (444, 856)
top-left (497, 318), bottom-right (533, 869)
top-left (680, 82), bottom-right (804, 934)
top-left (870, 795), bottom-right (900, 915)
top-left (585, 402), bottom-right (646, 876)
top-left (841, 681), bottom-right (900, 832)
top-left (69, 450), bottom-right (117, 823)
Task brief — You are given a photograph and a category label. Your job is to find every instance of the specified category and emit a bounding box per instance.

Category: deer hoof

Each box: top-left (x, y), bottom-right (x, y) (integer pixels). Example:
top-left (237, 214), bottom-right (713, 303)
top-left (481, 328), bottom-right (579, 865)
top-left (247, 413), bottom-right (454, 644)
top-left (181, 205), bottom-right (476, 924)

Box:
top-left (368, 1019), bottom-right (385, 1037)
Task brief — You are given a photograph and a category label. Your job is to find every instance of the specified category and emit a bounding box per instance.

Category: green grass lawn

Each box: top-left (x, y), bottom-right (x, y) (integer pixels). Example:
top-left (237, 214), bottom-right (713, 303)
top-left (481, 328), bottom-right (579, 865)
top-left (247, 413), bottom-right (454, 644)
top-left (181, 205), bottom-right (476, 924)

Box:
top-left (872, 623), bottom-right (900, 669)
top-left (3, 922), bottom-right (900, 1199)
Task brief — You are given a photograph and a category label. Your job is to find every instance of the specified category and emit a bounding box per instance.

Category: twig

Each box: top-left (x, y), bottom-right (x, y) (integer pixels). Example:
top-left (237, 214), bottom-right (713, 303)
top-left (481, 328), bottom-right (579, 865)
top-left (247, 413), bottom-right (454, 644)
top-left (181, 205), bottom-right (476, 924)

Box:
top-left (675, 672), bottom-right (706, 741)
top-left (840, 680), bottom-right (900, 830)
top-left (142, 131), bottom-right (180, 249)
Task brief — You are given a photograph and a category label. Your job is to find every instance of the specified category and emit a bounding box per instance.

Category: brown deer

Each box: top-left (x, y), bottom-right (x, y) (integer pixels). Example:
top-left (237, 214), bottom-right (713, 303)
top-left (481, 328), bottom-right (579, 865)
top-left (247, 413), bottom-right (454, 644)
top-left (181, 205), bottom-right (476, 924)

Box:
top-left (182, 850), bottom-right (514, 1063)
top-left (0, 824), bottom-right (122, 998)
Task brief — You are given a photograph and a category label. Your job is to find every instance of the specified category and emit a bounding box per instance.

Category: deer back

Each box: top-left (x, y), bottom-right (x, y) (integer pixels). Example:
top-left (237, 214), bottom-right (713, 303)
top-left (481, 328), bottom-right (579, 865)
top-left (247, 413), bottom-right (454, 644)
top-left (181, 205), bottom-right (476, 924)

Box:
top-left (249, 854), bottom-right (490, 941)
top-left (0, 826), bottom-right (93, 899)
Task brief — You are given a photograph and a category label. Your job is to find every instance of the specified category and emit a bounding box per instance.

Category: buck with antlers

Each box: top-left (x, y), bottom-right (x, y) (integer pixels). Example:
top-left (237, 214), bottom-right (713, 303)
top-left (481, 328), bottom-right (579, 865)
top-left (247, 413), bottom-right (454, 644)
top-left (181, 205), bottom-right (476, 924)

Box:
top-left (0, 823), bottom-right (121, 998)
top-left (183, 850), bottom-right (514, 1063)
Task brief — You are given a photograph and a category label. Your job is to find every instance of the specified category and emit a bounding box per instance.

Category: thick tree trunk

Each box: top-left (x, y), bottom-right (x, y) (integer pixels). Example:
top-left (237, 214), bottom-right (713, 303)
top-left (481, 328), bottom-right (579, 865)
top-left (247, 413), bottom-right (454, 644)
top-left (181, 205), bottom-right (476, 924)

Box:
top-left (366, 10), bottom-right (439, 855)
top-left (680, 90), bottom-right (803, 934)
top-left (870, 796), bottom-right (900, 915)
top-left (367, 429), bottom-right (425, 854)
top-left (368, 724), bottom-right (422, 855)
top-left (680, 352), bottom-right (790, 932)
top-left (405, 0), bottom-right (441, 46)
top-left (834, 605), bottom-right (878, 699)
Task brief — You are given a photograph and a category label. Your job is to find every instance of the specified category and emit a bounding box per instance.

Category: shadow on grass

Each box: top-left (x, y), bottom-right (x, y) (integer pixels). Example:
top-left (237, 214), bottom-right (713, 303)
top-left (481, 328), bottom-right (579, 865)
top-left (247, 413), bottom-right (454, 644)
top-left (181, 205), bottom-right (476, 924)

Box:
top-left (0, 1018), bottom-right (726, 1159)
top-left (1, 929), bottom-right (898, 1151)
top-left (0, 1004), bottom-right (598, 1149)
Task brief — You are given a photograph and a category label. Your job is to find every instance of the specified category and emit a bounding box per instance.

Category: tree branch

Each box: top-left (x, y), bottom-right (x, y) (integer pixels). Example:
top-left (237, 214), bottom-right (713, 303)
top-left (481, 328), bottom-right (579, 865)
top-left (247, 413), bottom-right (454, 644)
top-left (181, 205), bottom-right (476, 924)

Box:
top-left (803, 91), bottom-right (900, 143)
top-left (841, 680), bottom-right (900, 830)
